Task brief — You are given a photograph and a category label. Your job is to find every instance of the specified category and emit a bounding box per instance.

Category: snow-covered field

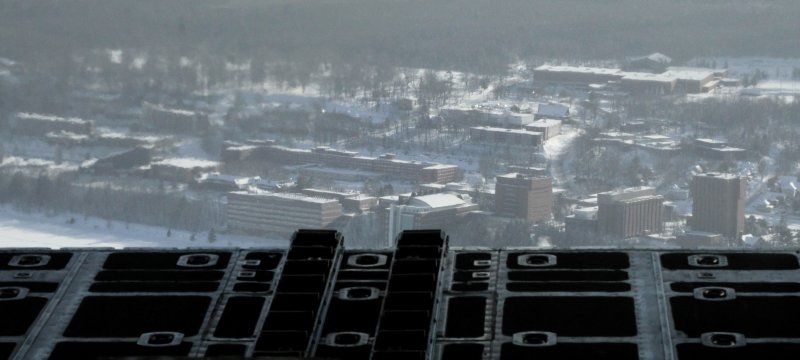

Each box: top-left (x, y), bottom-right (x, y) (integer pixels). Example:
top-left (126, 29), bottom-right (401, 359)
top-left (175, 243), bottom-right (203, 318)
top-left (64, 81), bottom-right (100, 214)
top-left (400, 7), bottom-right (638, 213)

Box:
top-left (0, 207), bottom-right (289, 249)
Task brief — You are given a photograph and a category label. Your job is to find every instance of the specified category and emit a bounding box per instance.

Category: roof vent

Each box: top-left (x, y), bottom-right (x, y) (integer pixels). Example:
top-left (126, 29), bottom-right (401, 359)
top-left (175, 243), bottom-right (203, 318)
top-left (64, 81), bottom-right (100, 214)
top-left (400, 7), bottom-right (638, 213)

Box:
top-left (512, 331), bottom-right (557, 347)
top-left (688, 254), bottom-right (727, 268)
top-left (177, 254), bottom-right (219, 268)
top-left (324, 332), bottom-right (370, 347)
top-left (701, 332), bottom-right (745, 348)
top-left (517, 254), bottom-right (557, 267)
top-left (9, 254), bottom-right (51, 267)
top-left (137, 332), bottom-right (184, 347)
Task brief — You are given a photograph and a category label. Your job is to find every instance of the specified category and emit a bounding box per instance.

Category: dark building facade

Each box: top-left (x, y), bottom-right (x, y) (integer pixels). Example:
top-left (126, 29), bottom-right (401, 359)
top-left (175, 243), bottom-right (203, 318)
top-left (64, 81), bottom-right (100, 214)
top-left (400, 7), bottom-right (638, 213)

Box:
top-left (691, 173), bottom-right (746, 240)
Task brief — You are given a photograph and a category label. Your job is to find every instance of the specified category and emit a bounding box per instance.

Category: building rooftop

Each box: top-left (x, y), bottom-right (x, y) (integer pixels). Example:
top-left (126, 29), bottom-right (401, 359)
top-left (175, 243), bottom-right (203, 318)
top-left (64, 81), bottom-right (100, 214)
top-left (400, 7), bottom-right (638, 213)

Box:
top-left (621, 72), bottom-right (677, 82)
top-left (407, 193), bottom-right (467, 209)
top-left (15, 112), bottom-right (90, 125)
top-left (152, 158), bottom-right (220, 169)
top-left (526, 118), bottom-right (562, 127)
top-left (230, 190), bottom-right (341, 204)
top-left (663, 66), bottom-right (716, 81)
top-left (534, 64), bottom-right (622, 76)
top-left (471, 126), bottom-right (541, 135)
top-left (695, 172), bottom-right (740, 180)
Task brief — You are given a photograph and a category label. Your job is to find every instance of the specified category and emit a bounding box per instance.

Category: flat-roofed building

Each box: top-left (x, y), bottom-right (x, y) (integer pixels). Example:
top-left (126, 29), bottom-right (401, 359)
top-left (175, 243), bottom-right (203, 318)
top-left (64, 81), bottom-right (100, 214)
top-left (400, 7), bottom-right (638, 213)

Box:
top-left (534, 65), bottom-right (624, 86)
top-left (388, 193), bottom-right (479, 244)
top-left (663, 67), bottom-right (718, 93)
top-left (245, 145), bottom-right (462, 184)
top-left (525, 119), bottom-right (562, 140)
top-left (597, 187), bottom-right (664, 238)
top-left (691, 173), bottom-right (746, 240)
top-left (621, 73), bottom-right (677, 95)
top-left (227, 191), bottom-right (343, 236)
top-left (470, 126), bottom-right (542, 148)
top-left (495, 173), bottom-right (553, 223)
top-left (301, 188), bottom-right (378, 212)
top-left (693, 138), bottom-right (747, 160)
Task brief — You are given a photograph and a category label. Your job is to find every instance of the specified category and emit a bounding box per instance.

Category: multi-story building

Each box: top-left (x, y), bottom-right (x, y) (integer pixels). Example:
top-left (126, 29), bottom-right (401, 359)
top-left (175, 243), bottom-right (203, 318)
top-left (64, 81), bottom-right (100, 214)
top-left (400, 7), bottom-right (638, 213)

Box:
top-left (597, 187), bottom-right (664, 239)
top-left (240, 145), bottom-right (462, 184)
top-left (524, 119), bottom-right (562, 141)
top-left (533, 64), bottom-right (720, 94)
top-left (439, 107), bottom-right (535, 126)
top-left (495, 173), bottom-right (553, 223)
top-left (387, 193), bottom-right (479, 245)
top-left (691, 173), bottom-right (746, 240)
top-left (469, 126), bottom-right (542, 148)
top-left (227, 191), bottom-right (343, 236)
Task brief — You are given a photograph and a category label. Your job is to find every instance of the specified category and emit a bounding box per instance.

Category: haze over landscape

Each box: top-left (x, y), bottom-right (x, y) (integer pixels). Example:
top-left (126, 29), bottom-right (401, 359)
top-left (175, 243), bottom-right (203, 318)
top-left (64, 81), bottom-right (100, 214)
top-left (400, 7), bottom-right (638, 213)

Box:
top-left (1, 0), bottom-right (800, 249)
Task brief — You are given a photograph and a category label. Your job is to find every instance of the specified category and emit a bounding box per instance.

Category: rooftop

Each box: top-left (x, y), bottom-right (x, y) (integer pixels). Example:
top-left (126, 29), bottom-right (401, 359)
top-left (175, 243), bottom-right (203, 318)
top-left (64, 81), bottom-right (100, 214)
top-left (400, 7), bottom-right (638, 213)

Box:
top-left (15, 112), bottom-right (90, 125)
top-left (534, 64), bottom-right (622, 76)
top-left (230, 190), bottom-right (341, 204)
top-left (663, 66), bottom-right (716, 81)
top-left (152, 158), bottom-right (220, 168)
top-left (407, 193), bottom-right (467, 209)
top-left (471, 126), bottom-right (542, 135)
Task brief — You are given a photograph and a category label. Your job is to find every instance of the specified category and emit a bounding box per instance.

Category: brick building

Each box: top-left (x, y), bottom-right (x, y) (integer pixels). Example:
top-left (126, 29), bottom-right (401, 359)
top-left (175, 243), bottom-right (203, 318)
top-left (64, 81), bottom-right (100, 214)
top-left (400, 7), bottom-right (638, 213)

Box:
top-left (495, 173), bottom-right (553, 223)
top-left (597, 187), bottom-right (664, 239)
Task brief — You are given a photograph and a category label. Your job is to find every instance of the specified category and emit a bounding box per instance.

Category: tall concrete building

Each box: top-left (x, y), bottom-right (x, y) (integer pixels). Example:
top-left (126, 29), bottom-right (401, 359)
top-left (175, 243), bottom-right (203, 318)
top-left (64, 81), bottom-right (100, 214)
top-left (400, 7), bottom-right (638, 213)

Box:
top-left (691, 173), bottom-right (746, 240)
top-left (597, 187), bottom-right (664, 239)
top-left (227, 191), bottom-right (343, 236)
top-left (495, 173), bottom-right (553, 223)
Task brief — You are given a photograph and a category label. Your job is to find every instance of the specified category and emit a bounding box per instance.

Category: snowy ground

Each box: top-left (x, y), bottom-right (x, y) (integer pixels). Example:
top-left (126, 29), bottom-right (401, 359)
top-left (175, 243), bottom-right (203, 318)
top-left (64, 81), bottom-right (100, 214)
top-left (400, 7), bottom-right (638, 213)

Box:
top-left (0, 207), bottom-right (288, 249)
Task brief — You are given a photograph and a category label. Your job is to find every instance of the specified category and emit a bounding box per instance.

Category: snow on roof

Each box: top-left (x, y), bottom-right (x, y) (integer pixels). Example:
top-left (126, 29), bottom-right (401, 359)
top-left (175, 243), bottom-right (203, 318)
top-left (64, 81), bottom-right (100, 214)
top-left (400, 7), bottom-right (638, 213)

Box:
top-left (631, 53), bottom-right (672, 63)
top-left (15, 113), bottom-right (89, 125)
top-left (534, 65), bottom-right (622, 76)
top-left (697, 172), bottom-right (739, 179)
top-left (230, 190), bottom-right (341, 204)
top-left (152, 158), bottom-right (220, 169)
top-left (663, 67), bottom-right (715, 81)
top-left (45, 131), bottom-right (90, 140)
top-left (471, 126), bottom-right (541, 136)
top-left (695, 138), bottom-right (726, 144)
top-left (407, 193), bottom-right (466, 209)
top-left (642, 134), bottom-right (671, 140)
top-left (225, 145), bottom-right (258, 151)
top-left (145, 103), bottom-right (197, 116)
top-left (526, 119), bottom-right (562, 127)
top-left (423, 164), bottom-right (459, 170)
top-left (715, 146), bottom-right (746, 152)
top-left (198, 172), bottom-right (250, 185)
top-left (621, 72), bottom-right (676, 83)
